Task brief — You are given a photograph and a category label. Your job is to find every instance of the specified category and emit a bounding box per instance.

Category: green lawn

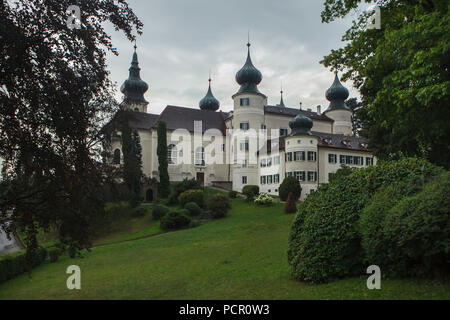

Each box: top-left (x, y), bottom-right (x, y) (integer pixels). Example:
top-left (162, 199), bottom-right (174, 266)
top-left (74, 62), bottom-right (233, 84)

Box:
top-left (1, 197), bottom-right (449, 300)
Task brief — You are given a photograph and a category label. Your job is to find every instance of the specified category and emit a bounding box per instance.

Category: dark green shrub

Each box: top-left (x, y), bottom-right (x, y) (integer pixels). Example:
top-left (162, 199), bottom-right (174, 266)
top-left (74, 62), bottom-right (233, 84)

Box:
top-left (283, 192), bottom-right (297, 213)
top-left (206, 194), bottom-right (231, 219)
top-left (48, 247), bottom-right (61, 263)
top-left (178, 189), bottom-right (204, 208)
top-left (288, 157), bottom-right (444, 283)
top-left (168, 193), bottom-right (178, 205)
top-left (152, 204), bottom-right (169, 220)
top-left (131, 207), bottom-right (147, 218)
top-left (160, 211), bottom-right (191, 231)
top-left (279, 176), bottom-right (301, 201)
top-left (184, 202), bottom-right (202, 217)
top-left (0, 247), bottom-right (47, 284)
top-left (242, 185), bottom-right (259, 201)
top-left (171, 178), bottom-right (203, 203)
top-left (228, 190), bottom-right (238, 198)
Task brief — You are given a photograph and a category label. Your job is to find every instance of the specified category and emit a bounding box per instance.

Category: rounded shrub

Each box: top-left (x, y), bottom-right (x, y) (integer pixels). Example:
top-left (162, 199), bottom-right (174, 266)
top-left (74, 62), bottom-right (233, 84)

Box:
top-left (279, 176), bottom-right (301, 201)
top-left (254, 192), bottom-right (273, 206)
top-left (242, 185), bottom-right (259, 201)
top-left (184, 202), bottom-right (202, 217)
top-left (178, 189), bottom-right (204, 208)
top-left (171, 178), bottom-right (203, 204)
top-left (152, 204), bottom-right (169, 220)
top-left (206, 194), bottom-right (231, 219)
top-left (160, 211), bottom-right (191, 231)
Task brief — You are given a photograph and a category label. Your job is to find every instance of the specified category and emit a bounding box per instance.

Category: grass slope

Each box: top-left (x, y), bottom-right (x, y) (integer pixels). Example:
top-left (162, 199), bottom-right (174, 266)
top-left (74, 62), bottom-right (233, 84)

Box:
top-left (1, 198), bottom-right (449, 299)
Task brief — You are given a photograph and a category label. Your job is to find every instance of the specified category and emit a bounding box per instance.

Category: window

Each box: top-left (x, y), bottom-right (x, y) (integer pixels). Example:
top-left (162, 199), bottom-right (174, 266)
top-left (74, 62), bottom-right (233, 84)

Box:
top-left (260, 158), bottom-right (267, 167)
top-left (308, 171), bottom-right (318, 182)
top-left (240, 141), bottom-right (249, 151)
top-left (340, 155), bottom-right (345, 164)
top-left (294, 171), bottom-right (305, 182)
top-left (261, 124), bottom-right (266, 130)
top-left (168, 144), bottom-right (177, 165)
top-left (134, 107), bottom-right (139, 112)
top-left (294, 171), bottom-right (300, 180)
top-left (294, 151), bottom-right (305, 161)
top-left (285, 152), bottom-right (293, 162)
top-left (242, 176), bottom-right (247, 184)
top-left (240, 98), bottom-right (250, 106)
top-left (222, 144), bottom-right (225, 151)
top-left (354, 156), bottom-right (362, 165)
top-left (195, 146), bottom-right (205, 166)
top-left (274, 155), bottom-right (280, 165)
top-left (266, 157), bottom-right (272, 167)
top-left (242, 159), bottom-right (248, 168)
top-left (280, 128), bottom-right (288, 136)
top-left (366, 157), bottom-right (374, 166)
top-left (328, 154), bottom-right (337, 164)
top-left (261, 176), bottom-right (266, 184)
top-left (274, 174), bottom-right (280, 183)
top-left (240, 122), bottom-right (249, 130)
top-left (307, 151), bottom-right (317, 161)
top-left (285, 172), bottom-right (293, 177)
top-left (346, 155), bottom-right (353, 165)
top-left (267, 175), bottom-right (273, 184)
top-left (113, 149), bottom-right (121, 164)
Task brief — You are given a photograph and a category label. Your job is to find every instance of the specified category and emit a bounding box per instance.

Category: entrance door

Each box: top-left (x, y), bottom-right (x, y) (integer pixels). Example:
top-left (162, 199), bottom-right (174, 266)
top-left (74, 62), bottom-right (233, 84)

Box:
top-left (196, 172), bottom-right (205, 186)
top-left (145, 189), bottom-right (154, 202)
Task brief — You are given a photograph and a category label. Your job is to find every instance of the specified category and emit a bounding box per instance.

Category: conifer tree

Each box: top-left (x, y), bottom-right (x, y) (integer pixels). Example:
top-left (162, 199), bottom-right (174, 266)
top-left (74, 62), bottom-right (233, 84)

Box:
top-left (157, 121), bottom-right (171, 198)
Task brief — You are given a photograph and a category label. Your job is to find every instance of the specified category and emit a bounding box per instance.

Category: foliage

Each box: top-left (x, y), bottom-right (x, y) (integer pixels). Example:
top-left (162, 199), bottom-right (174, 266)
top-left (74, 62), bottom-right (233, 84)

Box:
top-left (152, 204), bottom-right (169, 220)
top-left (0, 247), bottom-right (47, 283)
top-left (121, 117), bottom-right (143, 207)
top-left (254, 193), bottom-right (273, 206)
top-left (279, 176), bottom-right (302, 201)
top-left (345, 97), bottom-right (363, 136)
top-left (48, 247), bottom-right (61, 263)
top-left (242, 185), bottom-right (259, 202)
top-left (283, 192), bottom-right (297, 214)
top-left (288, 157), bottom-right (445, 283)
top-left (178, 189), bottom-right (204, 208)
top-left (328, 164), bottom-right (355, 183)
top-left (206, 194), bottom-right (231, 219)
top-left (171, 178), bottom-right (203, 204)
top-left (0, 0), bottom-right (142, 266)
top-left (184, 202), bottom-right (202, 217)
top-left (157, 121), bottom-right (171, 198)
top-left (228, 190), bottom-right (238, 198)
top-left (160, 211), bottom-right (191, 231)
top-left (320, 0), bottom-right (450, 168)
top-left (130, 207), bottom-right (147, 218)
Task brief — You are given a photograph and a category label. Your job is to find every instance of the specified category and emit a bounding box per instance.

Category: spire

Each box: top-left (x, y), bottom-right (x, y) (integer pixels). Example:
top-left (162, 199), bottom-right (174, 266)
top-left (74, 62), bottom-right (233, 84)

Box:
top-left (234, 38), bottom-right (263, 96)
top-left (120, 43), bottom-right (149, 104)
top-left (324, 71), bottom-right (349, 112)
top-left (199, 76), bottom-right (220, 111)
top-left (279, 81), bottom-right (285, 107)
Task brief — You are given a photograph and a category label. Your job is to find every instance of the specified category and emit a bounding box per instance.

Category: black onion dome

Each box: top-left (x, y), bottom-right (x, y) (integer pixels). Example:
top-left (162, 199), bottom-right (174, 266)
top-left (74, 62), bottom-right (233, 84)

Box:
top-left (199, 79), bottom-right (220, 111)
top-left (120, 46), bottom-right (149, 103)
top-left (234, 43), bottom-right (263, 95)
top-left (289, 112), bottom-right (313, 136)
top-left (325, 72), bottom-right (349, 112)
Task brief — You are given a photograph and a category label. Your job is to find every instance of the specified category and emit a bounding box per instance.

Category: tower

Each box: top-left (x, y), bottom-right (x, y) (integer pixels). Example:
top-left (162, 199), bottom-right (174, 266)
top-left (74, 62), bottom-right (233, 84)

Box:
top-left (199, 77), bottom-right (220, 111)
top-left (120, 44), bottom-right (149, 113)
top-left (323, 72), bottom-right (352, 135)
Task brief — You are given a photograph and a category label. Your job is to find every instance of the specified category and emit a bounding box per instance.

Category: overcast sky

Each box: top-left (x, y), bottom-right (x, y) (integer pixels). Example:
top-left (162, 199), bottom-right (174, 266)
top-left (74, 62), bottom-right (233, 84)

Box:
top-left (105, 0), bottom-right (363, 115)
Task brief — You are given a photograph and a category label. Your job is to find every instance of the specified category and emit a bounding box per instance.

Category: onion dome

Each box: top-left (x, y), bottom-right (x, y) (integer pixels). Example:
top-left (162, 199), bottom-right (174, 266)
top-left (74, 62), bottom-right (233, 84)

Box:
top-left (199, 78), bottom-right (220, 111)
top-left (325, 72), bottom-right (349, 112)
top-left (289, 112), bottom-right (313, 136)
top-left (235, 42), bottom-right (263, 95)
top-left (120, 44), bottom-right (149, 103)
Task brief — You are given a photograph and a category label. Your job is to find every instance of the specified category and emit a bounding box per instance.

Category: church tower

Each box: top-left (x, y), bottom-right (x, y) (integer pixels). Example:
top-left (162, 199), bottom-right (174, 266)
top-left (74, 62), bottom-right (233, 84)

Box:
top-left (120, 44), bottom-right (149, 113)
top-left (323, 72), bottom-right (352, 135)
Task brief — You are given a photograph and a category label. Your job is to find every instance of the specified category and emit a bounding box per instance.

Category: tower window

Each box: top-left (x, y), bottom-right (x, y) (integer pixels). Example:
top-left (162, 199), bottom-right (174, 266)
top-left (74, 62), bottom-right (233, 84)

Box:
top-left (307, 151), bottom-right (317, 161)
top-left (240, 122), bottom-right (249, 130)
top-left (240, 98), bottom-right (250, 106)
top-left (168, 144), bottom-right (177, 165)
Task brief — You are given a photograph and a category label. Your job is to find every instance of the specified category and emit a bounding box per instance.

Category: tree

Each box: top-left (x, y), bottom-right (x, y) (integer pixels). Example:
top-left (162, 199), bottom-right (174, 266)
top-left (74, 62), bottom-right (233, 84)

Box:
top-left (345, 98), bottom-right (363, 137)
top-left (320, 0), bottom-right (450, 168)
top-left (0, 0), bottom-right (142, 265)
top-left (157, 121), bottom-right (170, 198)
top-left (279, 176), bottom-right (302, 201)
top-left (121, 116), bottom-right (143, 207)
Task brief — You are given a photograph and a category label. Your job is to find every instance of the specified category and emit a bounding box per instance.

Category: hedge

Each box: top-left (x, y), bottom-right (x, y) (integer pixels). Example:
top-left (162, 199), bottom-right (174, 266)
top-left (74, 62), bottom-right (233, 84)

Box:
top-left (0, 247), bottom-right (47, 283)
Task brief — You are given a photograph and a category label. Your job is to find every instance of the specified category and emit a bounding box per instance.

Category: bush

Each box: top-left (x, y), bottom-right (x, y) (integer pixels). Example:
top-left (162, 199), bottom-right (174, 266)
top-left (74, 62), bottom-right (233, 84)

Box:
top-left (171, 178), bottom-right (203, 204)
top-left (228, 190), bottom-right (238, 198)
top-left (287, 157), bottom-right (445, 283)
top-left (178, 189), bottom-right (204, 208)
top-left (254, 193), bottom-right (273, 206)
top-left (279, 176), bottom-right (301, 201)
top-left (206, 194), bottom-right (231, 219)
top-left (242, 185), bottom-right (259, 201)
top-left (131, 207), bottom-right (147, 218)
top-left (184, 202), bottom-right (202, 217)
top-left (152, 204), bottom-right (169, 220)
top-left (160, 211), bottom-right (191, 231)
top-left (0, 247), bottom-right (47, 283)
top-left (48, 247), bottom-right (61, 263)
top-left (283, 192), bottom-right (297, 213)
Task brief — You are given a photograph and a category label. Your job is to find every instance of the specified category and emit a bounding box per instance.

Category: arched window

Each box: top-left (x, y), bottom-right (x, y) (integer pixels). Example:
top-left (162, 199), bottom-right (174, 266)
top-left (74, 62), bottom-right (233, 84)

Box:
top-left (168, 144), bottom-right (177, 165)
top-left (195, 146), bottom-right (205, 166)
top-left (113, 148), bottom-right (121, 164)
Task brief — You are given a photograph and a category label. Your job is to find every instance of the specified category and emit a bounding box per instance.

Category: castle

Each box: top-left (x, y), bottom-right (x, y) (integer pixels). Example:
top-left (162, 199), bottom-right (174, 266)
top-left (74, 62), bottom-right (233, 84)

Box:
top-left (107, 42), bottom-right (376, 201)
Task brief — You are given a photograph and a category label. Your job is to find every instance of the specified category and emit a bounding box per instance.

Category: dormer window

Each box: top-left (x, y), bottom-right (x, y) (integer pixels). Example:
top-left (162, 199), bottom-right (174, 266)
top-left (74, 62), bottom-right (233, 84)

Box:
top-left (323, 136), bottom-right (332, 145)
top-left (342, 139), bottom-right (351, 147)
top-left (360, 142), bottom-right (368, 149)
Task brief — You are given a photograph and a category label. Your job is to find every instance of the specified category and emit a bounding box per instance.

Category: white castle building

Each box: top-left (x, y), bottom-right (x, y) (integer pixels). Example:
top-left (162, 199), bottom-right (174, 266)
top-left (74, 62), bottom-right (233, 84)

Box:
top-left (106, 42), bottom-right (376, 201)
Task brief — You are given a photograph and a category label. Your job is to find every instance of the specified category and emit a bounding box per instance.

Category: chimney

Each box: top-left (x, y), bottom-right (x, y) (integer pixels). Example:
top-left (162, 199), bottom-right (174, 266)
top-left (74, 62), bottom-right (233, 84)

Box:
top-left (317, 105), bottom-right (321, 114)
